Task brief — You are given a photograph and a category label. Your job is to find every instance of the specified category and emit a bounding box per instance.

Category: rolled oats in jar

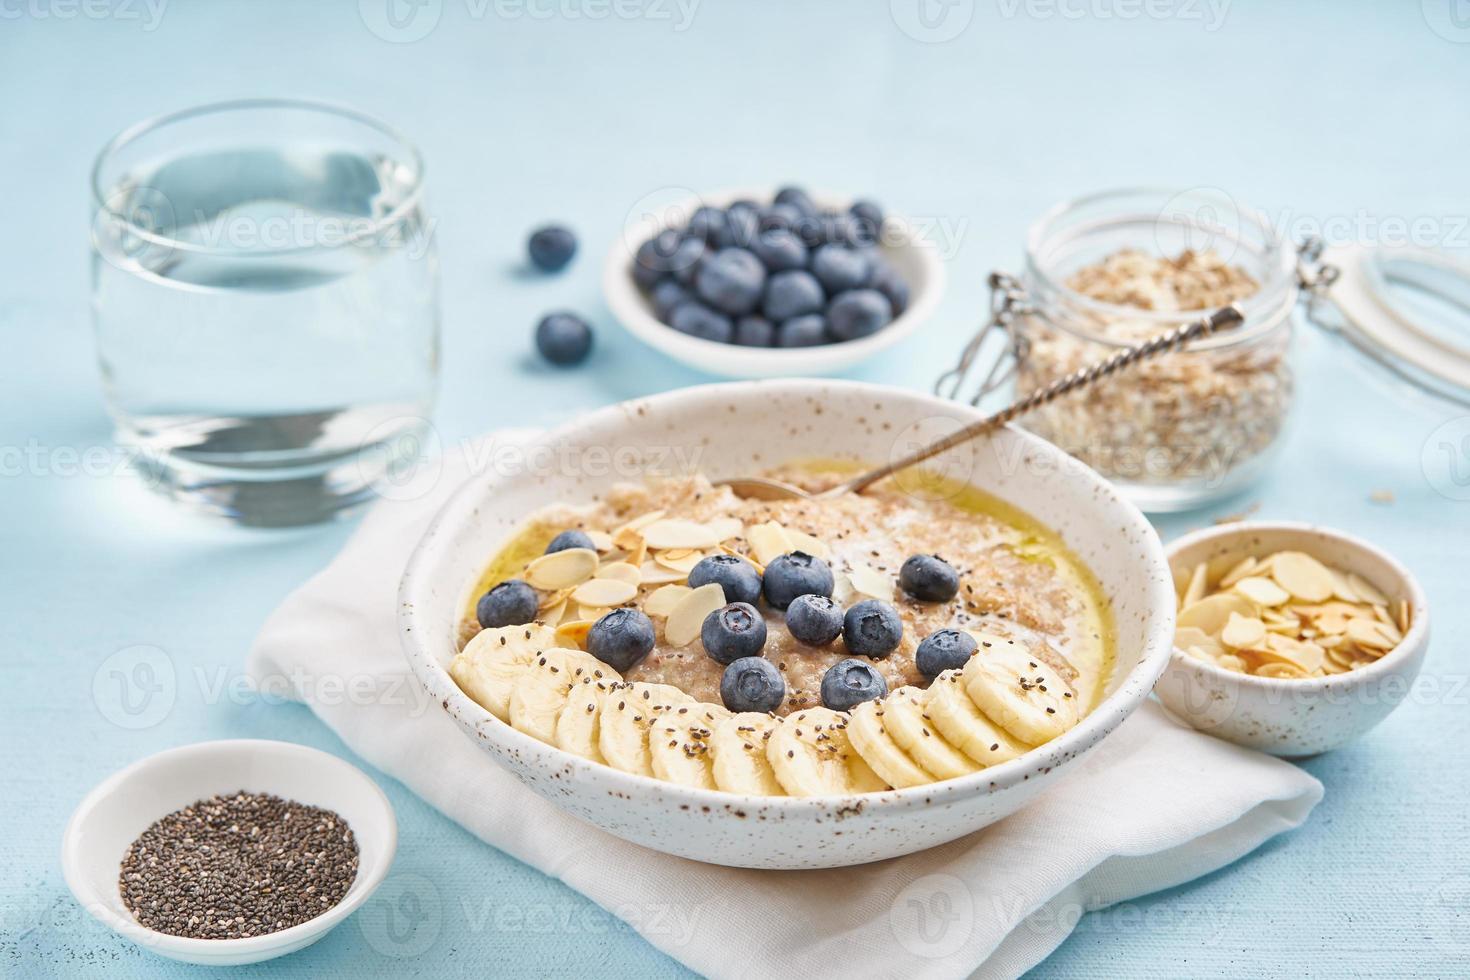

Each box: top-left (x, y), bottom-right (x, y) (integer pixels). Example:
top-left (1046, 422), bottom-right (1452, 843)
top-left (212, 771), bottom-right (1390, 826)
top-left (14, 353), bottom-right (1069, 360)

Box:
top-left (951, 188), bottom-right (1305, 512)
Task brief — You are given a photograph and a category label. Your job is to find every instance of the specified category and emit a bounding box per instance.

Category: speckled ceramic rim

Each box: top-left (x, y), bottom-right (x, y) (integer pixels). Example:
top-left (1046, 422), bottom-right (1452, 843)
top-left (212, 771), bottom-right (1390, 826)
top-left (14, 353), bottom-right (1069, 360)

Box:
top-left (601, 188), bottom-right (946, 377)
top-left (1164, 521), bottom-right (1431, 690)
top-left (400, 379), bottom-right (1177, 815)
top-left (60, 739), bottom-right (397, 962)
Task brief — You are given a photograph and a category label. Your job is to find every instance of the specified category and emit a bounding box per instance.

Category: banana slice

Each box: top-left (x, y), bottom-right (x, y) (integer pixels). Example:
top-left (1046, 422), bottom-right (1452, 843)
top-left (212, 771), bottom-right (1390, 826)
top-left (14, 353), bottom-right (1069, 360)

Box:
top-left (847, 700), bottom-right (934, 789)
top-left (509, 648), bottom-right (621, 745)
top-left (597, 682), bottom-right (696, 777)
top-left (554, 675), bottom-right (620, 763)
top-left (447, 624), bottom-right (558, 721)
top-left (881, 686), bottom-right (980, 780)
top-left (962, 633), bottom-right (1080, 746)
top-left (649, 702), bottom-right (733, 789)
top-left (923, 670), bottom-right (1030, 766)
top-left (766, 708), bottom-right (889, 796)
top-left (710, 713), bottom-right (785, 795)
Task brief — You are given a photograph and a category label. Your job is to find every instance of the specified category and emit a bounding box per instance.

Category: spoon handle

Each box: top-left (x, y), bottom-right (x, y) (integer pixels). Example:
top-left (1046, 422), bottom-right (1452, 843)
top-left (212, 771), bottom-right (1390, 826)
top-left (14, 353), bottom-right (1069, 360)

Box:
top-left (836, 305), bottom-right (1245, 498)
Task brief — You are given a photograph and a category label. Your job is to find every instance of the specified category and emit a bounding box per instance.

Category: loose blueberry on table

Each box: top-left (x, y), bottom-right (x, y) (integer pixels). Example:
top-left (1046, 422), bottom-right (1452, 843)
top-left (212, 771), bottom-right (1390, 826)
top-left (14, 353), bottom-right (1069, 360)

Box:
top-left (587, 608), bottom-right (656, 672)
top-left (476, 579), bottom-right (539, 628)
top-left (820, 658), bottom-right (889, 710)
top-left (526, 224), bottom-right (577, 272)
top-left (630, 186), bottom-right (912, 349)
top-left (720, 656), bottom-right (785, 714)
top-left (701, 602), bottom-right (768, 665)
top-left (534, 311), bottom-right (594, 366)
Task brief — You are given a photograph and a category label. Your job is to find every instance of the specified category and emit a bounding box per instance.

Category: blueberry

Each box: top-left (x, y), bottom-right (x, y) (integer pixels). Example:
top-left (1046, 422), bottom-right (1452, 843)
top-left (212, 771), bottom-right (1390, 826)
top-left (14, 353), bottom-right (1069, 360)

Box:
top-left (670, 236), bottom-right (708, 286)
top-left (650, 279), bottom-right (691, 320)
top-left (476, 579), bottom-right (538, 628)
top-left (776, 314), bottom-right (828, 348)
top-left (545, 529), bottom-right (595, 554)
top-left (762, 551), bottom-right (834, 610)
top-left (687, 206), bottom-right (728, 245)
top-left (717, 204), bottom-right (760, 249)
top-left (849, 200), bottom-right (884, 243)
top-left (696, 248), bottom-right (767, 316)
top-left (899, 554), bottom-right (960, 602)
top-left (792, 212), bottom-right (829, 248)
top-left (758, 203), bottom-right (803, 233)
top-left (869, 257), bottom-right (910, 316)
top-left (751, 229), bottom-right (809, 272)
top-left (669, 302), bottom-right (734, 343)
top-left (785, 593), bottom-right (844, 646)
top-left (701, 602), bottom-right (768, 665)
top-left (820, 659), bottom-right (888, 710)
top-left (811, 245), bottom-right (872, 294)
top-left (587, 608), bottom-right (656, 672)
top-left (774, 186), bottom-right (818, 217)
top-left (527, 225), bottom-right (577, 272)
top-left (633, 230), bottom-right (682, 290)
top-left (688, 553), bottom-right (762, 605)
top-left (915, 628), bottom-right (978, 678)
top-left (734, 315), bottom-right (776, 347)
top-left (720, 656), bottom-right (785, 713)
top-left (826, 289), bottom-right (893, 342)
top-left (820, 213), bottom-right (865, 247)
top-left (842, 599), bottom-right (903, 658)
top-left (534, 312), bottom-right (593, 365)
top-left (762, 270), bottom-right (825, 321)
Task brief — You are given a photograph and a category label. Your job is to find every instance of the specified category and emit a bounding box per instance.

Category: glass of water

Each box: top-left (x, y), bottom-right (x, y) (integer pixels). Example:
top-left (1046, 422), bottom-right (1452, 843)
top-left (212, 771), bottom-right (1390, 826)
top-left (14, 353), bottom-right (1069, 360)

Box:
top-left (90, 99), bottom-right (440, 527)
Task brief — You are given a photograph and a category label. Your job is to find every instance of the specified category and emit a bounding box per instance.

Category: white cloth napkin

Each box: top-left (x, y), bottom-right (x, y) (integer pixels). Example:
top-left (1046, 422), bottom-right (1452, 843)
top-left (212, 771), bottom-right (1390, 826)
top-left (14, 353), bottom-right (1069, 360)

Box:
top-left (246, 431), bottom-right (1323, 980)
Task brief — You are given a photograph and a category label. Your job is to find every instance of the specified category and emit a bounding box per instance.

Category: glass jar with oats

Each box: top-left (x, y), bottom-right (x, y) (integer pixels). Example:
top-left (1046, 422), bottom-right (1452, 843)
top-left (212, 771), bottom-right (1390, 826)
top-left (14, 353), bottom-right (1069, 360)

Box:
top-left (940, 188), bottom-right (1308, 512)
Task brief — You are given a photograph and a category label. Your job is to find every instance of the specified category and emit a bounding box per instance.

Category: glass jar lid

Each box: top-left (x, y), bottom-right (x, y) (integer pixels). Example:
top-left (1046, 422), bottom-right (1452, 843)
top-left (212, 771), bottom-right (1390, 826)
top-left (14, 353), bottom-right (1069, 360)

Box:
top-left (1321, 244), bottom-right (1470, 408)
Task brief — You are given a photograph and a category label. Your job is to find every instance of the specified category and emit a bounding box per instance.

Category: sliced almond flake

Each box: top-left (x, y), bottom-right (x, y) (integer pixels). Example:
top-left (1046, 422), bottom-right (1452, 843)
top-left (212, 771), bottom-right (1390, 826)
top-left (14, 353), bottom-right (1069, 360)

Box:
top-left (1175, 626), bottom-right (1225, 659)
top-left (524, 548), bottom-right (599, 591)
top-left (1217, 555), bottom-right (1259, 590)
top-left (1233, 576), bottom-right (1290, 608)
top-left (1261, 633), bottom-right (1326, 673)
top-left (1268, 551), bottom-right (1336, 602)
top-left (612, 509), bottom-right (665, 539)
top-left (1329, 570), bottom-right (1361, 603)
top-left (595, 561), bottom-right (642, 586)
top-left (1345, 617), bottom-right (1399, 650)
top-left (1221, 612), bottom-right (1267, 650)
top-left (585, 529), bottom-right (614, 552)
top-left (1321, 656), bottom-right (1352, 674)
top-left (1316, 633), bottom-right (1346, 649)
top-left (786, 530), bottom-right (830, 560)
top-left (578, 605), bottom-right (611, 623)
top-left (555, 621), bottom-right (594, 649)
top-left (1184, 645), bottom-right (1218, 664)
top-left (707, 516), bottom-right (743, 542)
top-left (664, 582), bottom-right (726, 648)
top-left (1217, 652), bottom-right (1248, 672)
top-left (1178, 593), bottom-right (1257, 635)
top-left (846, 562), bottom-right (894, 601)
top-left (1181, 562), bottom-right (1208, 609)
top-left (1347, 572), bottom-right (1388, 606)
top-left (1396, 599), bottom-right (1412, 635)
top-left (638, 561), bottom-right (687, 586)
top-left (1256, 661), bottom-right (1309, 680)
top-left (539, 599), bottom-right (568, 626)
top-left (831, 571), bottom-right (855, 605)
top-left (1372, 604), bottom-right (1394, 627)
top-left (644, 584), bottom-right (693, 617)
top-left (538, 587), bottom-right (573, 610)
top-left (654, 549), bottom-right (707, 574)
top-left (571, 578), bottom-right (637, 607)
top-left (641, 519), bottom-right (721, 551)
top-left (747, 521), bottom-right (794, 566)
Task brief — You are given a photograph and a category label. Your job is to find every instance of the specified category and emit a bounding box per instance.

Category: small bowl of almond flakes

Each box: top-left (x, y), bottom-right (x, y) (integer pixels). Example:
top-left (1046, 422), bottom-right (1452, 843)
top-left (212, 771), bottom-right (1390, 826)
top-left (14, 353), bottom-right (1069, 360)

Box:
top-left (1154, 522), bottom-right (1430, 757)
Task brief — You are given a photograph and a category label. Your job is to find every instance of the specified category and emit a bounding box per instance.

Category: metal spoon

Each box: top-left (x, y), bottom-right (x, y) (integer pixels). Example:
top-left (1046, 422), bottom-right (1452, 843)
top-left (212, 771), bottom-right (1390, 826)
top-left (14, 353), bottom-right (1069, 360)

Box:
top-left (715, 305), bottom-right (1244, 502)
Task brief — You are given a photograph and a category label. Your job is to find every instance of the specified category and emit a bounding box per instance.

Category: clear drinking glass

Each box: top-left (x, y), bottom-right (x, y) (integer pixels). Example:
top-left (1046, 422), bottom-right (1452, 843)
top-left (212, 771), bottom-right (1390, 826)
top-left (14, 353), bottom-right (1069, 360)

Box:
top-left (90, 99), bottom-right (440, 527)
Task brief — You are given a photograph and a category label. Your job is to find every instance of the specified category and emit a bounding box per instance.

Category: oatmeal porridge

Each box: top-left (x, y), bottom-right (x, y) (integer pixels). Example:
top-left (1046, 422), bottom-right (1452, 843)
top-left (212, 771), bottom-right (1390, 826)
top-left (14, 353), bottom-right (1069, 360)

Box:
top-left (447, 465), bottom-right (1115, 796)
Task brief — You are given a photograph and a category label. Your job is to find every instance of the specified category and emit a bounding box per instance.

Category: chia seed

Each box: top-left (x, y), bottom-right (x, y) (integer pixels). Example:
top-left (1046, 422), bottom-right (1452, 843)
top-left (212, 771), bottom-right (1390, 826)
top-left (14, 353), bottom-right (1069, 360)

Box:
top-left (118, 791), bottom-right (359, 940)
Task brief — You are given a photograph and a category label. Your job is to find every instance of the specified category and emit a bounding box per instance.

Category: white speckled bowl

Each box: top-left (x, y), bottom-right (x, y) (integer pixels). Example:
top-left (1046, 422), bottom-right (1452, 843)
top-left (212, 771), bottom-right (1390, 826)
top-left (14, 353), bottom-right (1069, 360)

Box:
top-left (399, 380), bottom-right (1175, 869)
top-left (1156, 522), bottom-right (1430, 758)
top-left (602, 189), bottom-right (944, 378)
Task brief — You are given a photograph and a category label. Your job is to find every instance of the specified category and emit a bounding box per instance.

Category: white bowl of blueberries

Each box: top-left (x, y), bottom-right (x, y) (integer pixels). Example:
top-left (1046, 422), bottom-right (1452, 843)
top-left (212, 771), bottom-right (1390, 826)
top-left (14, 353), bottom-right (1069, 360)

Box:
top-left (602, 186), bottom-right (945, 378)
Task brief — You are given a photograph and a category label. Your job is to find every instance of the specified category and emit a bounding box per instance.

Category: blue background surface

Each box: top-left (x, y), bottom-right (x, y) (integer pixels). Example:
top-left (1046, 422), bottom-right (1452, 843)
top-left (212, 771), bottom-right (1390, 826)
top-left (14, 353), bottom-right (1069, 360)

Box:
top-left (3, 1), bottom-right (1468, 976)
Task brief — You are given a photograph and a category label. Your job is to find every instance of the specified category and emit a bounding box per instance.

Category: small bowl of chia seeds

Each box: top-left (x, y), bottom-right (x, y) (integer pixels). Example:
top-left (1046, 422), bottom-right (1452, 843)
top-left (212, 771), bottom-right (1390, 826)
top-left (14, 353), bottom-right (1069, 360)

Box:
top-left (61, 739), bottom-right (396, 966)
